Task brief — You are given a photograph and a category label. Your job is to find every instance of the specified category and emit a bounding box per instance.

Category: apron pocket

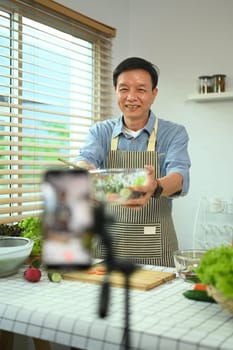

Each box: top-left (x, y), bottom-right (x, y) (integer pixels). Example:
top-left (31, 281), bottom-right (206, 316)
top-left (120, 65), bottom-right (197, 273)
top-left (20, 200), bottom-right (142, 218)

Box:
top-left (108, 222), bottom-right (162, 259)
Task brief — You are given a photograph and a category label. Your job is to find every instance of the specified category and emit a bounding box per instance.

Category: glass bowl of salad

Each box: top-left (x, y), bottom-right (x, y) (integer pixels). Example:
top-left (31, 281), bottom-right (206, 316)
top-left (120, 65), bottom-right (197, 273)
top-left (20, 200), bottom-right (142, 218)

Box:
top-left (89, 168), bottom-right (148, 204)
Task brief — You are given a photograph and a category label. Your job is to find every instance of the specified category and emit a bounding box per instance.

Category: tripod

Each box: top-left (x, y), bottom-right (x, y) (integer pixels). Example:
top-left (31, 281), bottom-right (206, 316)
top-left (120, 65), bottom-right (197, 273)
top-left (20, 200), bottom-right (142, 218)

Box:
top-left (94, 203), bottom-right (137, 350)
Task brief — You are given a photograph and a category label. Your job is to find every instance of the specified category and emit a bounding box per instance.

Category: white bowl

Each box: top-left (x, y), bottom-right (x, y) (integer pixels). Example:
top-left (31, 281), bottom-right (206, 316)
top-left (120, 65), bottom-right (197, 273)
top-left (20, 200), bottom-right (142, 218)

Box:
top-left (89, 168), bottom-right (148, 204)
top-left (173, 249), bottom-right (206, 283)
top-left (0, 236), bottom-right (34, 277)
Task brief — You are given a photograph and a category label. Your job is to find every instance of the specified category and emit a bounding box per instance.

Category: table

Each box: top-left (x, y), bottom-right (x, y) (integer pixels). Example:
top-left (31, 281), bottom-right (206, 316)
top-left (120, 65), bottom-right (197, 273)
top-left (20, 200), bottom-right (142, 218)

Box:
top-left (0, 265), bottom-right (233, 350)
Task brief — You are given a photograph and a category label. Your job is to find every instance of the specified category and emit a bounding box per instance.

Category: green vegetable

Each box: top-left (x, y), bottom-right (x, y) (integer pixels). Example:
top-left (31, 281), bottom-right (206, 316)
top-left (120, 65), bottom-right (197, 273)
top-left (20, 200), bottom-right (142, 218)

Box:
top-left (18, 216), bottom-right (42, 255)
top-left (134, 175), bottom-right (146, 186)
top-left (48, 271), bottom-right (62, 283)
top-left (119, 188), bottom-right (132, 199)
top-left (183, 290), bottom-right (216, 302)
top-left (31, 258), bottom-right (41, 269)
top-left (195, 245), bottom-right (233, 299)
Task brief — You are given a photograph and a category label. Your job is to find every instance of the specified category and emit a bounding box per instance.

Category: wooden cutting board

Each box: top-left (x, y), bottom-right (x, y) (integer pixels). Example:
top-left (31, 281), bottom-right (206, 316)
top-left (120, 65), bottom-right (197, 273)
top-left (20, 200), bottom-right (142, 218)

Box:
top-left (63, 266), bottom-right (176, 291)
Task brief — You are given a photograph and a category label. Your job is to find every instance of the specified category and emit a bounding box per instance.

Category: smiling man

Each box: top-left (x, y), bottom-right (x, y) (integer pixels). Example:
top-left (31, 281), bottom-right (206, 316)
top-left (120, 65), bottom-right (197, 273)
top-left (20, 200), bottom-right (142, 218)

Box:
top-left (75, 57), bottom-right (191, 267)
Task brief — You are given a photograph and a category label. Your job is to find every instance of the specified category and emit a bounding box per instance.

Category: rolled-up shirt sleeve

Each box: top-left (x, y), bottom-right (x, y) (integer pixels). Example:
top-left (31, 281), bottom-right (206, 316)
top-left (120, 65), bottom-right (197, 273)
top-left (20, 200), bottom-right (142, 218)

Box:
top-left (74, 120), bottom-right (115, 168)
top-left (157, 121), bottom-right (191, 197)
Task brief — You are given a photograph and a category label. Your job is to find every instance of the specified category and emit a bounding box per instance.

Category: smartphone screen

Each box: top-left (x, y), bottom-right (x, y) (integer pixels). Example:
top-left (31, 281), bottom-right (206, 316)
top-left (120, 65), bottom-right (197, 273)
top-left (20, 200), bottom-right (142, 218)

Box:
top-left (41, 169), bottom-right (94, 271)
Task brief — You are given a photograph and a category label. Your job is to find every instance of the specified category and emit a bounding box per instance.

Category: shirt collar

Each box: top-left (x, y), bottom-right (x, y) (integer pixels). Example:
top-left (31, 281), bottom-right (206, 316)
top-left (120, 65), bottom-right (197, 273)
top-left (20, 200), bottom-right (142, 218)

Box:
top-left (112, 110), bottom-right (156, 138)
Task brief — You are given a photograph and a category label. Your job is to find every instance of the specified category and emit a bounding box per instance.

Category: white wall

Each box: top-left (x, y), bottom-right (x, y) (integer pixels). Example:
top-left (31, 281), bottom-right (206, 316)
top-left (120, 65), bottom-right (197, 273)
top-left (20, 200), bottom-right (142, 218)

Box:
top-left (56, 0), bottom-right (233, 249)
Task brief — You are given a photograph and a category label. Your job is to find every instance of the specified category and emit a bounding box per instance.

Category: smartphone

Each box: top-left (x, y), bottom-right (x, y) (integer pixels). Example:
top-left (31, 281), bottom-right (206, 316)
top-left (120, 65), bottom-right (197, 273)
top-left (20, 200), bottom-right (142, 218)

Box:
top-left (41, 169), bottom-right (94, 271)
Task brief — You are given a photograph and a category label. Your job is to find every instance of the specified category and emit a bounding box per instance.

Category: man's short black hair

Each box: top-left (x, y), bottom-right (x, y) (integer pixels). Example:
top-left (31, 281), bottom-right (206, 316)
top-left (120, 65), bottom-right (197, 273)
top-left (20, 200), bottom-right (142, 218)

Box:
top-left (113, 57), bottom-right (159, 89)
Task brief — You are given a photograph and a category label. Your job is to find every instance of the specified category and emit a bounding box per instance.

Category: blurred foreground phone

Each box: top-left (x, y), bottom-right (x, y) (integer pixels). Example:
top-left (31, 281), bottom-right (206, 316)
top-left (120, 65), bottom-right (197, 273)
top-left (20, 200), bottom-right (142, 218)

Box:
top-left (41, 169), bottom-right (95, 271)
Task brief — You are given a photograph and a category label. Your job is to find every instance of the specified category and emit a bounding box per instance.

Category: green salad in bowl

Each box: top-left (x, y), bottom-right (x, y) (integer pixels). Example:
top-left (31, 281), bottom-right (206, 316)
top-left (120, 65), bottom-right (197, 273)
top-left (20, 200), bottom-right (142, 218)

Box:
top-left (195, 245), bottom-right (233, 299)
top-left (89, 168), bottom-right (148, 204)
top-left (195, 245), bottom-right (233, 313)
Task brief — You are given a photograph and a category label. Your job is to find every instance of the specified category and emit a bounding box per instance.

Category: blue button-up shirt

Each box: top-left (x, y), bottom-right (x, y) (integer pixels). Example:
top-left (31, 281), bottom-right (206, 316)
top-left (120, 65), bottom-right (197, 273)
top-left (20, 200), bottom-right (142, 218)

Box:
top-left (75, 111), bottom-right (191, 196)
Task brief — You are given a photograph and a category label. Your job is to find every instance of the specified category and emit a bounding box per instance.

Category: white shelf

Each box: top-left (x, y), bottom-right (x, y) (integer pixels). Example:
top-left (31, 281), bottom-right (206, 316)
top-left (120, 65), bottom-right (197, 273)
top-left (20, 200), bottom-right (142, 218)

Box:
top-left (187, 91), bottom-right (233, 102)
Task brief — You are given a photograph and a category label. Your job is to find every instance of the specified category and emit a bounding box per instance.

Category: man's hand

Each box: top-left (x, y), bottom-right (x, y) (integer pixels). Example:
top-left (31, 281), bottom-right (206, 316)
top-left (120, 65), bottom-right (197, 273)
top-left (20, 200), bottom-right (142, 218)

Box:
top-left (123, 165), bottom-right (157, 209)
top-left (122, 166), bottom-right (183, 209)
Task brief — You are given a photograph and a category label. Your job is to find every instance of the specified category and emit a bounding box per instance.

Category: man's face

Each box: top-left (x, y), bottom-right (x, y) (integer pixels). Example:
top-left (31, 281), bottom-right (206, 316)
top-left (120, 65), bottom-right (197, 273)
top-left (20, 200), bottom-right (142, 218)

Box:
top-left (115, 69), bottom-right (158, 126)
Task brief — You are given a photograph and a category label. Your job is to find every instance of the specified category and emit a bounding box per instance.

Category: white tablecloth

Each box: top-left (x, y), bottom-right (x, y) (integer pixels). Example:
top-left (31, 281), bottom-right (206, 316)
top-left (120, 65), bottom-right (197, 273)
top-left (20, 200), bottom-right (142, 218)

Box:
top-left (0, 265), bottom-right (233, 350)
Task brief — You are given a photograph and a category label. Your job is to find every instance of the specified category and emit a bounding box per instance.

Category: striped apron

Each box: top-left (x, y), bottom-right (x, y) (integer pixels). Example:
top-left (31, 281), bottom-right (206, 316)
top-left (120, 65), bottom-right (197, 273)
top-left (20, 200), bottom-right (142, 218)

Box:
top-left (95, 119), bottom-right (178, 267)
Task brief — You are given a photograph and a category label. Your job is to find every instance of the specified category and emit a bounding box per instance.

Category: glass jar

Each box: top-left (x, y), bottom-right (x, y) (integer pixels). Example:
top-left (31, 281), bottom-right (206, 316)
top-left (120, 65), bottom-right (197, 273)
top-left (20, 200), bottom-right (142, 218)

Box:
top-left (212, 74), bottom-right (226, 93)
top-left (198, 75), bottom-right (213, 94)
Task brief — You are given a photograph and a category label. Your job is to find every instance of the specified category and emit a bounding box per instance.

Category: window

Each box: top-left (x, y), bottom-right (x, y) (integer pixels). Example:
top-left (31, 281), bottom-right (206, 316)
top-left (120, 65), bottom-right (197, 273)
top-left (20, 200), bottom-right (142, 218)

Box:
top-left (0, 0), bottom-right (116, 224)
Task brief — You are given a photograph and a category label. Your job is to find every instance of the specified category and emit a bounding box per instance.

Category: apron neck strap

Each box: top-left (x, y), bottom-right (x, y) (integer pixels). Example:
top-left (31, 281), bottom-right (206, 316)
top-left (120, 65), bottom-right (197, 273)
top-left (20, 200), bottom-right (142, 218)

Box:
top-left (111, 135), bottom-right (118, 151)
top-left (147, 118), bottom-right (158, 151)
top-left (111, 118), bottom-right (158, 151)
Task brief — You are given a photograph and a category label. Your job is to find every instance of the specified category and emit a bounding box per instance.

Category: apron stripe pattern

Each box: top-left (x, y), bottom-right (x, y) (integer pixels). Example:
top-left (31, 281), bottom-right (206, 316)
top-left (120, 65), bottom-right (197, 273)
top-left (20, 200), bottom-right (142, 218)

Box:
top-left (106, 151), bottom-right (160, 173)
top-left (94, 119), bottom-right (178, 267)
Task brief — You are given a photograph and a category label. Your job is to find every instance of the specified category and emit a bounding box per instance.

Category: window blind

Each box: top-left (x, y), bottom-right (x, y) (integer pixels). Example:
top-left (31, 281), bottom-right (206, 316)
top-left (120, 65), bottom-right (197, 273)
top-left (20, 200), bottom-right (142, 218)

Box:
top-left (0, 0), bottom-right (116, 224)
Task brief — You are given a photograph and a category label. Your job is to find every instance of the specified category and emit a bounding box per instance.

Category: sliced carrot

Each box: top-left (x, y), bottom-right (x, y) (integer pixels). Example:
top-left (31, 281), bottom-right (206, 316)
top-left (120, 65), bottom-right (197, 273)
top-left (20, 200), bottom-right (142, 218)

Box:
top-left (193, 283), bottom-right (207, 291)
top-left (95, 270), bottom-right (106, 275)
top-left (85, 265), bottom-right (106, 275)
top-left (95, 266), bottom-right (106, 273)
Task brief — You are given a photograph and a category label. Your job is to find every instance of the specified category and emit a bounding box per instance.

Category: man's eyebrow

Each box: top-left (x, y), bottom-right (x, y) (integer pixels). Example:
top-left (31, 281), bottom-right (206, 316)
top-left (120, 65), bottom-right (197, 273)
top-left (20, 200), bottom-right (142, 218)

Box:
top-left (118, 83), bottom-right (147, 87)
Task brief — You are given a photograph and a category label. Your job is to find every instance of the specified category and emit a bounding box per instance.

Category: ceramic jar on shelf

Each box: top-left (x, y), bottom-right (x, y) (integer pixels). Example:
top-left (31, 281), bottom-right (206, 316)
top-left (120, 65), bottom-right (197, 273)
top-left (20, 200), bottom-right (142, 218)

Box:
top-left (198, 74), bottom-right (226, 94)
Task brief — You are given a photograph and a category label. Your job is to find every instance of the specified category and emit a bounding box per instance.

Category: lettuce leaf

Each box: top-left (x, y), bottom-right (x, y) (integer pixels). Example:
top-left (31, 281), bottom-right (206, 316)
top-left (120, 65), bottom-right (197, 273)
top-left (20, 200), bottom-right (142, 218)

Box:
top-left (195, 245), bottom-right (233, 299)
top-left (19, 216), bottom-right (42, 255)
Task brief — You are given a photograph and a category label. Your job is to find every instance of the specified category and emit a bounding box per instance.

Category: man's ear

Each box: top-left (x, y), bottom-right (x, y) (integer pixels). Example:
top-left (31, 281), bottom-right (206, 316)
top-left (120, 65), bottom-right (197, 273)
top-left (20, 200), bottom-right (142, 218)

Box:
top-left (152, 87), bottom-right (158, 103)
top-left (153, 87), bottom-right (158, 97)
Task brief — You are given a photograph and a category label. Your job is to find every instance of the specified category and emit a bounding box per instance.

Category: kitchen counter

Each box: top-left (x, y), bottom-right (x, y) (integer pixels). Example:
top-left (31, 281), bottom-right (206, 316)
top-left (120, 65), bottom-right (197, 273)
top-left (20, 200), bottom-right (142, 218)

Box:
top-left (0, 265), bottom-right (233, 350)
